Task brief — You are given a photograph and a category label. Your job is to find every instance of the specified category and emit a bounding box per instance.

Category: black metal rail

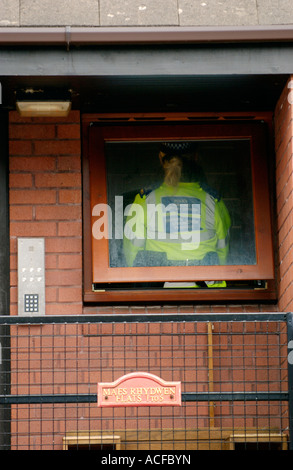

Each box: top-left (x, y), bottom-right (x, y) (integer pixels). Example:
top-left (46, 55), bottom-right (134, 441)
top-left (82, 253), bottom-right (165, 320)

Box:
top-left (0, 391), bottom-right (289, 405)
top-left (0, 313), bottom-right (287, 324)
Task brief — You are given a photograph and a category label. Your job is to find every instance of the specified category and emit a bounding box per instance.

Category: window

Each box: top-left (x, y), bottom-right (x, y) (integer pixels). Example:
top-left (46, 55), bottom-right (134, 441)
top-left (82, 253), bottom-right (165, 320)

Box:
top-left (83, 114), bottom-right (275, 303)
top-left (63, 434), bottom-right (121, 450)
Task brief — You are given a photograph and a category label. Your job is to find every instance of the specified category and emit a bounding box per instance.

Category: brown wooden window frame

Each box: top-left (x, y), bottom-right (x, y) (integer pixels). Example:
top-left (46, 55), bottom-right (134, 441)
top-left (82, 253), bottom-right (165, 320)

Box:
top-left (82, 113), bottom-right (276, 303)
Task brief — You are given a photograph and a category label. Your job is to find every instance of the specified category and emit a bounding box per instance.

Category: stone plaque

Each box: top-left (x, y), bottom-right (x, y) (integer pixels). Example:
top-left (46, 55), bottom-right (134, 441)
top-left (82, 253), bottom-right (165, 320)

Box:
top-left (98, 372), bottom-right (181, 407)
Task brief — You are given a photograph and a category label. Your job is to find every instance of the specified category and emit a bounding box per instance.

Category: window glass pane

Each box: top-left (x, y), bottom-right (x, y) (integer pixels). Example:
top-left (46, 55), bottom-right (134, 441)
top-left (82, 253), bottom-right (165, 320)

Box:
top-left (105, 140), bottom-right (255, 268)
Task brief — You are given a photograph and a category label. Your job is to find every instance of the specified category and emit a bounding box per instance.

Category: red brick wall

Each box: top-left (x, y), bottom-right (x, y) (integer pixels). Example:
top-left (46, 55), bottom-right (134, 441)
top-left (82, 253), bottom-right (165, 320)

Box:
top-left (8, 105), bottom-right (287, 449)
top-left (9, 111), bottom-right (83, 316)
top-left (9, 110), bottom-right (281, 315)
top-left (275, 77), bottom-right (293, 312)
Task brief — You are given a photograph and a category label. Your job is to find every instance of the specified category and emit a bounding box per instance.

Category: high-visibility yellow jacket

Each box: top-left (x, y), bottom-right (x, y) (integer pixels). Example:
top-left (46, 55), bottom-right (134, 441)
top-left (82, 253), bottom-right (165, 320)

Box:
top-left (123, 182), bottom-right (231, 269)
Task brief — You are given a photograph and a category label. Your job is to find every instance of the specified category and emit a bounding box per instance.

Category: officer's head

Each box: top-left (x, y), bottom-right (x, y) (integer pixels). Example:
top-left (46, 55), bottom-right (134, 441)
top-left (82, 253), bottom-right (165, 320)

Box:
top-left (159, 142), bottom-right (195, 161)
top-left (159, 142), bottom-right (201, 186)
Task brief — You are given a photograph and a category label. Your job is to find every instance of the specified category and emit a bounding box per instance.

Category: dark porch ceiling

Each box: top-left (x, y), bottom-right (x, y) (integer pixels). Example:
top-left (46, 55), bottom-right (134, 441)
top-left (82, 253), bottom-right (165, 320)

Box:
top-left (0, 74), bottom-right (288, 114)
top-left (0, 43), bottom-right (290, 113)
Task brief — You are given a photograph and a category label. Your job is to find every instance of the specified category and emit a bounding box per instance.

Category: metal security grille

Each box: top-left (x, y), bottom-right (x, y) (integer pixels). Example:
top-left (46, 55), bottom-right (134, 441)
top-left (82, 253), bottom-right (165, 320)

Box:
top-left (0, 313), bottom-right (291, 450)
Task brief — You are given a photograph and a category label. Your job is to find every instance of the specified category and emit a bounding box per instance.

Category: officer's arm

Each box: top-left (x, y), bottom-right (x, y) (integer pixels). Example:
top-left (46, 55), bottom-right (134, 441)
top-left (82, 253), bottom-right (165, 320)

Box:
top-left (214, 199), bottom-right (231, 265)
top-left (123, 193), bottom-right (147, 266)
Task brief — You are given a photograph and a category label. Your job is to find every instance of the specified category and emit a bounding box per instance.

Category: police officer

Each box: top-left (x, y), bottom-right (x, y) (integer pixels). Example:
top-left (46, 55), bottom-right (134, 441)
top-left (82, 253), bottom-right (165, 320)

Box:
top-left (123, 142), bottom-right (231, 287)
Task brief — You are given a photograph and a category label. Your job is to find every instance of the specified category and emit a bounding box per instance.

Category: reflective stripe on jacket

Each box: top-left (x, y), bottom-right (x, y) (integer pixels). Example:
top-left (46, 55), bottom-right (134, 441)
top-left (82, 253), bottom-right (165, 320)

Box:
top-left (123, 182), bottom-right (231, 267)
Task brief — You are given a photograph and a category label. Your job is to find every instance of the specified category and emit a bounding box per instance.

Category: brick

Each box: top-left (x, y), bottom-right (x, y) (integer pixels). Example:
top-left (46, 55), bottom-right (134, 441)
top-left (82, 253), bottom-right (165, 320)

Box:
top-left (277, 202), bottom-right (293, 236)
top-left (83, 305), bottom-right (114, 315)
top-left (58, 287), bottom-right (82, 302)
top-left (278, 207), bottom-right (293, 242)
top-left (275, 111), bottom-right (290, 146)
top-left (195, 305), bottom-right (212, 314)
top-left (57, 124), bottom-right (80, 139)
top-left (58, 254), bottom-right (82, 269)
top-left (35, 205), bottom-right (81, 220)
top-left (276, 170), bottom-right (290, 206)
top-left (10, 156), bottom-right (56, 172)
top-left (10, 205), bottom-right (33, 220)
top-left (45, 238), bottom-right (82, 253)
top-left (58, 189), bottom-right (81, 204)
top-left (279, 246), bottom-right (293, 278)
top-left (10, 253), bottom-right (17, 270)
top-left (279, 230), bottom-right (293, 265)
top-left (45, 287), bottom-right (58, 303)
top-left (46, 269), bottom-right (82, 286)
top-left (277, 186), bottom-right (293, 220)
top-left (10, 221), bottom-right (57, 237)
top-left (276, 177), bottom-right (292, 215)
top-left (10, 189), bottom-right (57, 205)
top-left (10, 237), bottom-right (17, 253)
top-left (10, 286), bottom-right (17, 304)
top-left (45, 254), bottom-right (58, 269)
top-left (45, 303), bottom-right (82, 315)
top-left (57, 156), bottom-right (81, 171)
top-left (279, 263), bottom-right (293, 290)
top-left (211, 305), bottom-right (229, 313)
top-left (10, 124), bottom-right (56, 140)
top-left (279, 283), bottom-right (293, 311)
top-left (57, 221), bottom-right (82, 237)
top-left (276, 139), bottom-right (293, 179)
top-left (82, 324), bottom-right (99, 336)
top-left (9, 140), bottom-right (32, 155)
top-left (10, 270), bottom-right (17, 288)
top-left (35, 173), bottom-right (81, 188)
top-left (9, 174), bottom-right (33, 188)
top-left (33, 140), bottom-right (80, 156)
top-left (275, 123), bottom-right (293, 167)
